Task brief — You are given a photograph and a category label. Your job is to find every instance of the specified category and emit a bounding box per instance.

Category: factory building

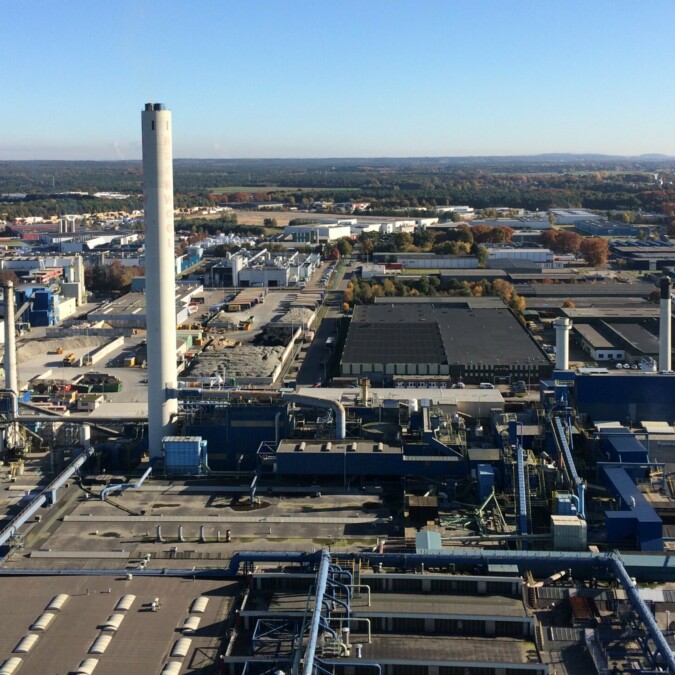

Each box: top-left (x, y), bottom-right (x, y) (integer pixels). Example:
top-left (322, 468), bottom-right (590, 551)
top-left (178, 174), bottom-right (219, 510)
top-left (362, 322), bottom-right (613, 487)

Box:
top-left (209, 250), bottom-right (321, 287)
top-left (284, 221), bottom-right (352, 243)
top-left (87, 283), bottom-right (203, 328)
top-left (341, 299), bottom-right (551, 385)
top-left (611, 241), bottom-right (675, 271)
top-left (576, 219), bottom-right (640, 237)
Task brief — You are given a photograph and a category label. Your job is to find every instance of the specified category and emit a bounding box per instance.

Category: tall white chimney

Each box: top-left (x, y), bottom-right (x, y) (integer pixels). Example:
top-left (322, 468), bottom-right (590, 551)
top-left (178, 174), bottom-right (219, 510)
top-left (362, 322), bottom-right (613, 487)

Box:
top-left (3, 281), bottom-right (19, 416)
top-left (142, 103), bottom-right (178, 457)
top-left (659, 276), bottom-right (672, 372)
top-left (554, 317), bottom-right (572, 371)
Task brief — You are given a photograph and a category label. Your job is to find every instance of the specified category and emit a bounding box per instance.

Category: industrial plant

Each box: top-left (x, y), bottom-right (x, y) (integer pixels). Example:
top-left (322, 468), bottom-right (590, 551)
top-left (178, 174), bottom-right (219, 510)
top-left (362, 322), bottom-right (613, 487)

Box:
top-left (0, 105), bottom-right (674, 675)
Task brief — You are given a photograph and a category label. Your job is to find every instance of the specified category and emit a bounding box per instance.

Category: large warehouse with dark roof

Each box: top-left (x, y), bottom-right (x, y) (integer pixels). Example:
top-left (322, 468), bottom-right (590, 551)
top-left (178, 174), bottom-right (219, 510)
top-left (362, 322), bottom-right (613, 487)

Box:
top-left (340, 298), bottom-right (551, 384)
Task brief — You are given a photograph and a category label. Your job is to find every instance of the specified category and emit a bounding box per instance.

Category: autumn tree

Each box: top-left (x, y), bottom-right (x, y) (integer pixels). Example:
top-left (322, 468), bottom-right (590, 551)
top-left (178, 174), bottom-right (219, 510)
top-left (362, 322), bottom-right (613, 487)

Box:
top-left (540, 229), bottom-right (582, 254)
top-left (0, 270), bottom-right (19, 284)
top-left (557, 231), bottom-right (582, 254)
top-left (579, 237), bottom-right (609, 266)
top-left (383, 278), bottom-right (396, 296)
top-left (85, 260), bottom-right (142, 293)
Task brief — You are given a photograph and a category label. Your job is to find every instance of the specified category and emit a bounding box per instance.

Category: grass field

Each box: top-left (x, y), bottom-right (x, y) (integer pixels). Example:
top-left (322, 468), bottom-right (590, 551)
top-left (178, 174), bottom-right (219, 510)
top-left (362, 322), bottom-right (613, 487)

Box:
top-left (207, 186), bottom-right (275, 194)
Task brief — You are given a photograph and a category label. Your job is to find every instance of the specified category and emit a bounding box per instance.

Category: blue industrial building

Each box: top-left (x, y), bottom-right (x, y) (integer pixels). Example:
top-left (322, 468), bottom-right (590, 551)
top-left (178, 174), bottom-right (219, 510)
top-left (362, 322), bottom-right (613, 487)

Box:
top-left (184, 401), bottom-right (292, 472)
top-left (12, 285), bottom-right (59, 327)
top-left (574, 371), bottom-right (675, 424)
top-left (600, 466), bottom-right (663, 551)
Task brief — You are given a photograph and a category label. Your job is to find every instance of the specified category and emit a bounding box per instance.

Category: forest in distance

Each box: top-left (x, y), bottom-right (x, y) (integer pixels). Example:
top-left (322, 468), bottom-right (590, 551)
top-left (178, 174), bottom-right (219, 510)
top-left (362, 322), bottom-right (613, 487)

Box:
top-left (1, 155), bottom-right (675, 221)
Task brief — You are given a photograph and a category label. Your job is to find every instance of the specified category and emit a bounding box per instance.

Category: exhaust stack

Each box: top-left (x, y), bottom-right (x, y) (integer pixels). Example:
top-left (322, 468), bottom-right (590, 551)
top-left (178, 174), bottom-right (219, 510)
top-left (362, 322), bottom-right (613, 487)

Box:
top-left (554, 317), bottom-right (572, 371)
top-left (142, 103), bottom-right (178, 457)
top-left (660, 276), bottom-right (672, 372)
top-left (3, 281), bottom-right (19, 416)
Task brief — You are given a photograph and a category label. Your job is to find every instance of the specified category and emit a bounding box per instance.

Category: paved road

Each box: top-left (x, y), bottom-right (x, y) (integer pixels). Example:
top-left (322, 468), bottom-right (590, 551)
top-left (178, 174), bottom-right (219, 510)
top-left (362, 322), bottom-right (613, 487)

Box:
top-left (296, 260), bottom-right (356, 385)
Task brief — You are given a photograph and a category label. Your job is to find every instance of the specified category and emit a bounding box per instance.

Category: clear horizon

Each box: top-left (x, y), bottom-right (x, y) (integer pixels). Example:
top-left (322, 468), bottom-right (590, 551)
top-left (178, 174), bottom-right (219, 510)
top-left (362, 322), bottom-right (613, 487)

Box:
top-left (3, 0), bottom-right (675, 161)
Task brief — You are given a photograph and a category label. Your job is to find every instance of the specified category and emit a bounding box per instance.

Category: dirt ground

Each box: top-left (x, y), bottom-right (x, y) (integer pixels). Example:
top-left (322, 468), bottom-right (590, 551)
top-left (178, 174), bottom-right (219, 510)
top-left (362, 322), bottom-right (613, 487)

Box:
top-left (11, 336), bottom-right (106, 365)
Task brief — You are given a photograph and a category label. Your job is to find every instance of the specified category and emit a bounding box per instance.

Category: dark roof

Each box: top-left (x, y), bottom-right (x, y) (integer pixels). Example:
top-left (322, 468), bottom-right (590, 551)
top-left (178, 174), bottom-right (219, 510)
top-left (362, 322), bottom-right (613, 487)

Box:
top-left (344, 316), bottom-right (446, 364)
top-left (486, 259), bottom-right (542, 272)
top-left (518, 281), bottom-right (656, 297)
top-left (606, 322), bottom-right (660, 355)
top-left (342, 303), bottom-right (549, 366)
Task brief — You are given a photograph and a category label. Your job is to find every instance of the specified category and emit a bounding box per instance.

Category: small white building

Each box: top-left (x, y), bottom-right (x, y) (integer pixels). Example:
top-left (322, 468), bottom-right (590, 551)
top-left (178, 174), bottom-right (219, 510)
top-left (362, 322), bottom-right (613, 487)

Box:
top-left (487, 247), bottom-right (555, 264)
top-left (284, 222), bottom-right (352, 244)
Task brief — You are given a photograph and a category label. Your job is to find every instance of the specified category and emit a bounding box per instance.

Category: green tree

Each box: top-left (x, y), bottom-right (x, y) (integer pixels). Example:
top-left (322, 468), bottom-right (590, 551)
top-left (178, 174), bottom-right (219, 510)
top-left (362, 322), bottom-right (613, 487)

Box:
top-left (335, 238), bottom-right (353, 257)
top-left (393, 231), bottom-right (413, 251)
top-left (476, 245), bottom-right (489, 267)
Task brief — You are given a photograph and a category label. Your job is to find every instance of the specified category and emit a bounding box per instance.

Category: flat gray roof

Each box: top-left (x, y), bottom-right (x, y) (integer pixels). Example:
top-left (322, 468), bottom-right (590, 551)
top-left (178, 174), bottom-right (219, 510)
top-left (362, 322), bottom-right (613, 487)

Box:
top-left (256, 589), bottom-right (526, 618)
top-left (230, 631), bottom-right (535, 665)
top-left (562, 306), bottom-right (660, 318)
top-left (276, 439), bottom-right (400, 454)
top-left (574, 323), bottom-right (615, 349)
top-left (519, 281), bottom-right (656, 297)
top-left (0, 576), bottom-right (237, 675)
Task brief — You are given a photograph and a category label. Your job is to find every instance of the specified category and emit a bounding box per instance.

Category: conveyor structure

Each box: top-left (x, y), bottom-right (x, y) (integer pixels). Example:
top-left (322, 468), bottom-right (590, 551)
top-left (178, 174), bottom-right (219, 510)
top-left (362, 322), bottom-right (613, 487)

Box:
top-left (552, 414), bottom-right (586, 518)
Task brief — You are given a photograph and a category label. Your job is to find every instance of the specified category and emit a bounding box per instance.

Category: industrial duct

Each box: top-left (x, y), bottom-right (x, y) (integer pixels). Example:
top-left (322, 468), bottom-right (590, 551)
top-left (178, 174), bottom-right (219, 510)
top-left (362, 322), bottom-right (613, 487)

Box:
top-left (281, 393), bottom-right (346, 440)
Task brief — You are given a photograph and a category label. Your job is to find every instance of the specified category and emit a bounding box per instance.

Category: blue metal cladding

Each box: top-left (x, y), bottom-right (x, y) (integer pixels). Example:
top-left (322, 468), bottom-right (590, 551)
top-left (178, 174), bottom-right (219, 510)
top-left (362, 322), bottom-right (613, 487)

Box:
top-left (275, 451), bottom-right (467, 479)
top-left (185, 404), bottom-right (290, 471)
top-left (32, 290), bottom-right (50, 310)
top-left (598, 430), bottom-right (649, 465)
top-left (600, 466), bottom-right (662, 551)
top-left (164, 437), bottom-right (204, 475)
top-left (477, 464), bottom-right (495, 501)
top-left (575, 373), bottom-right (675, 423)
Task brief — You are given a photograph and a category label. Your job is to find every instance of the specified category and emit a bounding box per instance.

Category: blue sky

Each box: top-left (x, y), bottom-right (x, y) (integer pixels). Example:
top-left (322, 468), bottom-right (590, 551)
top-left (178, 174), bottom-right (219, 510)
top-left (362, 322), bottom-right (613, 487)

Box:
top-left (2, 0), bottom-right (675, 159)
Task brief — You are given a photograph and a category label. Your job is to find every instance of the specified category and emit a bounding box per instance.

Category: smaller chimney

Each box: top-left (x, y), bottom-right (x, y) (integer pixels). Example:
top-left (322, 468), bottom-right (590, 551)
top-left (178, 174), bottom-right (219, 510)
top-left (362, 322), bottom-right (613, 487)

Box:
top-left (3, 282), bottom-right (18, 415)
top-left (659, 276), bottom-right (672, 371)
top-left (554, 317), bottom-right (572, 371)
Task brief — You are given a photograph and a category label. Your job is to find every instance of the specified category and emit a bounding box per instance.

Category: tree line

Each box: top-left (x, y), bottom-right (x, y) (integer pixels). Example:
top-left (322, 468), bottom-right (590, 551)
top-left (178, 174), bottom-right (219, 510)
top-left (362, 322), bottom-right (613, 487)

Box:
top-left (343, 275), bottom-right (526, 315)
